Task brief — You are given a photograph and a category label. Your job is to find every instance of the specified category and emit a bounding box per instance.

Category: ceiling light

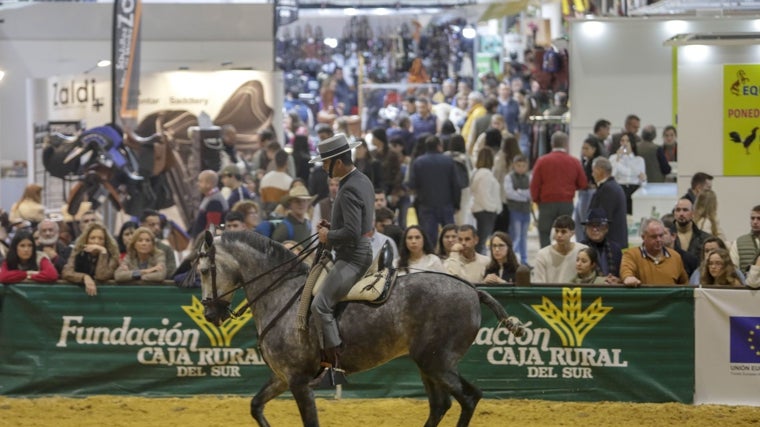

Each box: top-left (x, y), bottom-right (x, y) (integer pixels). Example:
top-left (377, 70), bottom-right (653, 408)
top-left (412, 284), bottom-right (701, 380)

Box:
top-left (343, 8), bottom-right (359, 16)
top-left (0, 70), bottom-right (5, 82)
top-left (462, 25), bottom-right (476, 39)
top-left (97, 60), bottom-right (111, 68)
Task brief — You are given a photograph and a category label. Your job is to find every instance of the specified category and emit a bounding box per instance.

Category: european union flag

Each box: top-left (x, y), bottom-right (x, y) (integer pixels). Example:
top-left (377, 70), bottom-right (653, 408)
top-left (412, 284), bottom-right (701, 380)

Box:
top-left (730, 317), bottom-right (760, 363)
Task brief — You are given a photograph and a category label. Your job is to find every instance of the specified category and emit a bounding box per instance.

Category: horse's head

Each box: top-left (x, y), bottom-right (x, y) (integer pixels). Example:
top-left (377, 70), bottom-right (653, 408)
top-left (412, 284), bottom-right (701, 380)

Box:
top-left (197, 229), bottom-right (237, 326)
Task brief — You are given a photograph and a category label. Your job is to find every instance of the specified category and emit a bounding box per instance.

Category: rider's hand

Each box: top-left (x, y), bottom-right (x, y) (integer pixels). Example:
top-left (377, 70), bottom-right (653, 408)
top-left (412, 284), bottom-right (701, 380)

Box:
top-left (318, 227), bottom-right (329, 244)
top-left (318, 219), bottom-right (331, 230)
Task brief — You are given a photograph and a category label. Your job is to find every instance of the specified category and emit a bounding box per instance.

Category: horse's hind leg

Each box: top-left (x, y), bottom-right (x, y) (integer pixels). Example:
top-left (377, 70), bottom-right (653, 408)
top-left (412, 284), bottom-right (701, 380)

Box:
top-left (420, 372), bottom-right (452, 427)
top-left (439, 371), bottom-right (482, 427)
top-left (250, 374), bottom-right (289, 427)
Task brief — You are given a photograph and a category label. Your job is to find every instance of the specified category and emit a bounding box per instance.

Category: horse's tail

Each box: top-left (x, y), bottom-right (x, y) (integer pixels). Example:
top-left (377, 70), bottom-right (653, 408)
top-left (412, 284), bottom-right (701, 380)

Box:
top-left (477, 289), bottom-right (525, 337)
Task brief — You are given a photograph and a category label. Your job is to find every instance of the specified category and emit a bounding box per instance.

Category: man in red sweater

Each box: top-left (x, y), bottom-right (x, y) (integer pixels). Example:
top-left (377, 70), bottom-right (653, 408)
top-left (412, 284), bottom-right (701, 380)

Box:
top-left (530, 131), bottom-right (588, 248)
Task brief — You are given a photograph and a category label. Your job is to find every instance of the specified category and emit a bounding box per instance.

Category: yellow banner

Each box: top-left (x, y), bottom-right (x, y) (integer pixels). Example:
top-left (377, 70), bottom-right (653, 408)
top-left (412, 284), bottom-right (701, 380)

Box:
top-left (723, 64), bottom-right (760, 176)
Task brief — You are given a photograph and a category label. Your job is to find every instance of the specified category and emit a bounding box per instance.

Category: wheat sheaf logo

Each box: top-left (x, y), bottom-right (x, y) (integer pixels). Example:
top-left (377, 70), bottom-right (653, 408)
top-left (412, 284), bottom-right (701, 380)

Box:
top-left (182, 296), bottom-right (252, 347)
top-left (532, 287), bottom-right (612, 347)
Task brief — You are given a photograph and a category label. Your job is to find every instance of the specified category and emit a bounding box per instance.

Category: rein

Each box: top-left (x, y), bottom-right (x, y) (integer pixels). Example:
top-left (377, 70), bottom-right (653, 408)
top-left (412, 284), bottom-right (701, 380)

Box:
top-left (200, 232), bottom-right (321, 318)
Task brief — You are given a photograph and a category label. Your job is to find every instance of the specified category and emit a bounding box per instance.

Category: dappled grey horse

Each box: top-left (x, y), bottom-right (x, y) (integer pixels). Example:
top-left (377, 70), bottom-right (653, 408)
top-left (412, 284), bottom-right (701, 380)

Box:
top-left (197, 230), bottom-right (523, 427)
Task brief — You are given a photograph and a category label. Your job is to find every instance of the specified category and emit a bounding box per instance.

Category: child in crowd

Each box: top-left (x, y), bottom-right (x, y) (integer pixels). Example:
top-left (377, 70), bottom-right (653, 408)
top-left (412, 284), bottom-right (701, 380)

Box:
top-left (504, 154), bottom-right (532, 265)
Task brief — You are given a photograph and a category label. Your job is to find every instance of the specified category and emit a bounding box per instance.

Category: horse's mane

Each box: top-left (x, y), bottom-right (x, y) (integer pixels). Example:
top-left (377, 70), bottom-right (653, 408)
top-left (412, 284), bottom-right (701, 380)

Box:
top-left (219, 231), bottom-right (310, 275)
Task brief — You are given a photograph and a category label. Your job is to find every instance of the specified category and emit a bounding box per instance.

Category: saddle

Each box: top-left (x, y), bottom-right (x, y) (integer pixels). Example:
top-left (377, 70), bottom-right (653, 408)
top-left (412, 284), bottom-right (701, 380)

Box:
top-left (296, 242), bottom-right (397, 330)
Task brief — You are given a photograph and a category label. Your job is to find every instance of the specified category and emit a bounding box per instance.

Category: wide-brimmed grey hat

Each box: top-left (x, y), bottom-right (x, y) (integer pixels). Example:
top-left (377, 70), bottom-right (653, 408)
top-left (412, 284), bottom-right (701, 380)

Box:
top-left (309, 133), bottom-right (361, 164)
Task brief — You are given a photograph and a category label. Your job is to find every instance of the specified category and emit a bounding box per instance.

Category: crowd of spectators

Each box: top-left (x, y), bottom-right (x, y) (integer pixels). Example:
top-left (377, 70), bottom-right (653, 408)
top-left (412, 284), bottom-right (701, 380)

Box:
top-left (1, 74), bottom-right (759, 291)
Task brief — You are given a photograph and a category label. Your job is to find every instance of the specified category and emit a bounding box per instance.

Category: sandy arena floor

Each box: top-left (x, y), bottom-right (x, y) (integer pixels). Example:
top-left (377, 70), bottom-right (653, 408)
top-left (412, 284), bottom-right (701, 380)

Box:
top-left (1, 396), bottom-right (759, 427)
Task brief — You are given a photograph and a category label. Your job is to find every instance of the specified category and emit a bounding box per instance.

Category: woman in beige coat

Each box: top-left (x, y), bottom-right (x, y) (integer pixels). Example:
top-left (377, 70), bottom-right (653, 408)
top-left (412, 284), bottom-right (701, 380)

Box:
top-left (62, 222), bottom-right (120, 296)
top-left (114, 227), bottom-right (166, 283)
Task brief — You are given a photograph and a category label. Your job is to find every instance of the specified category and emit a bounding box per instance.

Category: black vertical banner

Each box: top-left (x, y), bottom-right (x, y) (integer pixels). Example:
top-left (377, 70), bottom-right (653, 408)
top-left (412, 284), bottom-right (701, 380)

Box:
top-left (112, 0), bottom-right (143, 131)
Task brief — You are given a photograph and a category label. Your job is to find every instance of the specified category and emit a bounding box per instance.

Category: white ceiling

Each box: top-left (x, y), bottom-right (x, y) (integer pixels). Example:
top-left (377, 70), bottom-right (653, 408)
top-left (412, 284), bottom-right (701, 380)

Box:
top-left (0, 2), bottom-right (275, 77)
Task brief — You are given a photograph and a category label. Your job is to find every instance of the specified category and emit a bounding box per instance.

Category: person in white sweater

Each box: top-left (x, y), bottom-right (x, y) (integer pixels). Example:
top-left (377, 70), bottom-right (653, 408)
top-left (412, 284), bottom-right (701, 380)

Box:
top-left (533, 215), bottom-right (588, 284)
top-left (470, 147), bottom-right (502, 254)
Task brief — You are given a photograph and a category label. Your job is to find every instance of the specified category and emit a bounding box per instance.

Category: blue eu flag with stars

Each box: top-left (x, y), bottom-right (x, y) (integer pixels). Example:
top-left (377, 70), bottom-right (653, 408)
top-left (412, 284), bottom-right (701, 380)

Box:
top-left (730, 317), bottom-right (760, 363)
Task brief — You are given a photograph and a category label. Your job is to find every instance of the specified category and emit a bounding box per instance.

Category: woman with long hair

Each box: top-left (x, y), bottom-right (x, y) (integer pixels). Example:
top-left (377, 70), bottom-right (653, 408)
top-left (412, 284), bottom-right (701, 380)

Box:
top-left (570, 247), bottom-right (606, 285)
top-left (62, 222), bottom-right (120, 296)
top-left (114, 227), bottom-right (166, 282)
top-left (609, 133), bottom-right (646, 215)
top-left (693, 189), bottom-right (725, 241)
top-left (0, 230), bottom-right (58, 283)
top-left (395, 225), bottom-right (443, 274)
top-left (116, 221), bottom-right (138, 260)
top-left (436, 224), bottom-right (459, 260)
top-left (483, 232), bottom-right (520, 285)
top-left (662, 125), bottom-right (678, 162)
top-left (470, 147), bottom-right (501, 254)
top-left (700, 248), bottom-right (743, 287)
top-left (9, 184), bottom-right (46, 227)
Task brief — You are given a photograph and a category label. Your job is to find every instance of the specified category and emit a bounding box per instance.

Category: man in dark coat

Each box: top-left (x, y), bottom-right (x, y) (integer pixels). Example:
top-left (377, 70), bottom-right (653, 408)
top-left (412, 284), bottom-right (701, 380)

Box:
top-left (588, 157), bottom-right (629, 249)
top-left (310, 133), bottom-right (374, 383)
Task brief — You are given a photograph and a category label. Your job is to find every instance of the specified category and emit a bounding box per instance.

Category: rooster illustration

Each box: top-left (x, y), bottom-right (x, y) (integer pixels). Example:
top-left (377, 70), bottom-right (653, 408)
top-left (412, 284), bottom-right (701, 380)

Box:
top-left (730, 70), bottom-right (751, 96)
top-left (729, 127), bottom-right (759, 154)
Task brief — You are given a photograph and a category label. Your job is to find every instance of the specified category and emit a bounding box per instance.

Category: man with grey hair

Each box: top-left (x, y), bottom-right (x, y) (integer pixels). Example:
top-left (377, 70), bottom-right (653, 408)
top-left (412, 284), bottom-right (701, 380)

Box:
top-left (36, 219), bottom-right (71, 274)
top-left (189, 170), bottom-right (228, 237)
top-left (588, 156), bottom-right (628, 249)
top-left (637, 124), bottom-right (671, 183)
top-left (529, 131), bottom-right (588, 247)
top-left (620, 217), bottom-right (688, 287)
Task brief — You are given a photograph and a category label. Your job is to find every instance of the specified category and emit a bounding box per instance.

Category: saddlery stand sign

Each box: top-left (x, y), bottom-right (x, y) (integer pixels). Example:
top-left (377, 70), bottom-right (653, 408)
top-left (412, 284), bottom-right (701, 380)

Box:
top-left (0, 284), bottom-right (693, 402)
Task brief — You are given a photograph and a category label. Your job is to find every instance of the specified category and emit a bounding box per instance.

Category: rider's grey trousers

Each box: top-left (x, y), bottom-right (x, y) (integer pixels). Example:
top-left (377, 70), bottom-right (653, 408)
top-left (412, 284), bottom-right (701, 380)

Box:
top-left (311, 238), bottom-right (373, 349)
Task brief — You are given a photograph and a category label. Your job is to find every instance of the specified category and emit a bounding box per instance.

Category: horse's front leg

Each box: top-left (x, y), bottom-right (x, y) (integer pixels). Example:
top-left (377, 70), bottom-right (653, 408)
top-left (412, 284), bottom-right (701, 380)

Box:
top-left (290, 377), bottom-right (320, 427)
top-left (250, 374), bottom-right (289, 427)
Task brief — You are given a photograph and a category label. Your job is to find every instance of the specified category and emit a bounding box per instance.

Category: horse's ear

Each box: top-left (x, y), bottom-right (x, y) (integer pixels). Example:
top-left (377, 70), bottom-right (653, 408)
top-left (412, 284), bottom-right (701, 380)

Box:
top-left (207, 223), bottom-right (216, 237)
top-left (203, 229), bottom-right (214, 247)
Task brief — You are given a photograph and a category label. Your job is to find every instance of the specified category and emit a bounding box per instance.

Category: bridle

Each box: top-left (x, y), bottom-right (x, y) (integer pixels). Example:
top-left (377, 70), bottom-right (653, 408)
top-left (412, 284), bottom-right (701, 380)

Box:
top-left (199, 232), bottom-right (322, 321)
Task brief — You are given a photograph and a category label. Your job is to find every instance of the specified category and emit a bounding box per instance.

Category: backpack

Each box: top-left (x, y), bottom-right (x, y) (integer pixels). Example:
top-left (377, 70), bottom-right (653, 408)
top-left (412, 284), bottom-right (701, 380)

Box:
top-left (542, 48), bottom-right (561, 73)
top-left (453, 160), bottom-right (470, 189)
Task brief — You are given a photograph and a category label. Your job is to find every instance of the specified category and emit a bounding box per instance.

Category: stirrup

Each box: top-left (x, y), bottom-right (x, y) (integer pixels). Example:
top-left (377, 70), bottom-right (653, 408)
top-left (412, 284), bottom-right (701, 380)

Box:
top-left (310, 365), bottom-right (348, 389)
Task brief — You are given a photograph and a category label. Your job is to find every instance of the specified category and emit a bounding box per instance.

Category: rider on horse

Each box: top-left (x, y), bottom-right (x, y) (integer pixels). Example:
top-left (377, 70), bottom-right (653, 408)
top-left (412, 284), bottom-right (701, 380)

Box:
top-left (309, 133), bottom-right (374, 383)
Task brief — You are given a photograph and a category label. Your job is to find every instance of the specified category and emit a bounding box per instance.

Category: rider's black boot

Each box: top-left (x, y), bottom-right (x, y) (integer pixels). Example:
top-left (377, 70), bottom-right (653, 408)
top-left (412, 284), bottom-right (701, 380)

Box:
top-left (310, 345), bottom-right (347, 388)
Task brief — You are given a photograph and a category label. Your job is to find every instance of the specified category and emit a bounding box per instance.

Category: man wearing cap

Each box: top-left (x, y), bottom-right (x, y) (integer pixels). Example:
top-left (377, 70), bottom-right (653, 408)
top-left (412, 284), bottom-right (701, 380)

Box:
top-left (220, 164), bottom-right (251, 208)
top-left (310, 133), bottom-right (374, 382)
top-left (580, 208), bottom-right (622, 283)
top-left (272, 187), bottom-right (315, 243)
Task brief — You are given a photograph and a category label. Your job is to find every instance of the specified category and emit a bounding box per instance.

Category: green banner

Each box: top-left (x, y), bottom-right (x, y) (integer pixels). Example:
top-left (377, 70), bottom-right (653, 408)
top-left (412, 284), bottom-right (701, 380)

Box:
top-left (460, 287), bottom-right (695, 403)
top-left (0, 284), bottom-right (694, 402)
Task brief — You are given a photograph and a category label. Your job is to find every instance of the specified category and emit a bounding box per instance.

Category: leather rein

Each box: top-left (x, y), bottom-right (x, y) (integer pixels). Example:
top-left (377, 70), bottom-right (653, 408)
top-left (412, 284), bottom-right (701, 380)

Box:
top-left (199, 232), bottom-right (321, 332)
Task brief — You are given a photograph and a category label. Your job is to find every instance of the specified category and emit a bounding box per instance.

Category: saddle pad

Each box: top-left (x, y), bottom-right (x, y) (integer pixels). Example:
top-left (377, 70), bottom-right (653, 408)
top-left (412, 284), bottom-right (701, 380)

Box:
top-left (311, 263), bottom-right (389, 303)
